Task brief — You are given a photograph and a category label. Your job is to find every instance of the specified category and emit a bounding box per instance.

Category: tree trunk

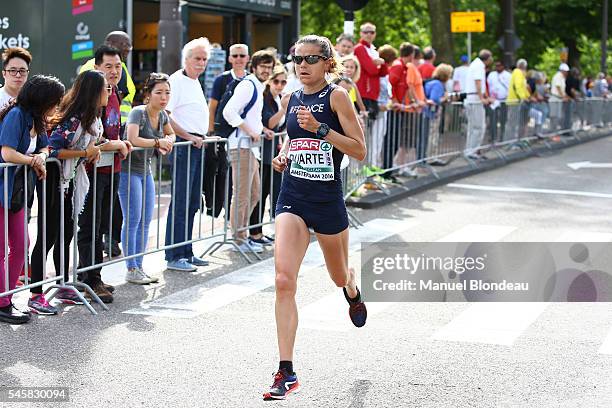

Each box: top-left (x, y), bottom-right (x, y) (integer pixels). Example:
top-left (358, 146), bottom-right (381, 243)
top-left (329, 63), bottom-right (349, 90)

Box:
top-left (427, 0), bottom-right (455, 65)
top-left (565, 37), bottom-right (580, 69)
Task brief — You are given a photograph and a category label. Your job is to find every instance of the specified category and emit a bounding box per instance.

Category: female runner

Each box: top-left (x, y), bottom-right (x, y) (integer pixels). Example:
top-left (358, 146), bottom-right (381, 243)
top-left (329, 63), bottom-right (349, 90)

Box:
top-left (263, 35), bottom-right (367, 401)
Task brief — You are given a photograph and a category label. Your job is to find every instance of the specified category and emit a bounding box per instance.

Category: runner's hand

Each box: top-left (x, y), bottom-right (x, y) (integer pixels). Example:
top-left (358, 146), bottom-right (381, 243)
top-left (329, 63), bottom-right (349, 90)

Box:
top-left (272, 152), bottom-right (288, 173)
top-left (296, 106), bottom-right (320, 133)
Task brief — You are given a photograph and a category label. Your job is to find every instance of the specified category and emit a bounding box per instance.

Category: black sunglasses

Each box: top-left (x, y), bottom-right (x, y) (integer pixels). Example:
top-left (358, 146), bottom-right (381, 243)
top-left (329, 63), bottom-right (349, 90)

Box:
top-left (273, 79), bottom-right (287, 85)
top-left (292, 55), bottom-right (329, 65)
top-left (231, 54), bottom-right (247, 58)
top-left (361, 30), bottom-right (376, 34)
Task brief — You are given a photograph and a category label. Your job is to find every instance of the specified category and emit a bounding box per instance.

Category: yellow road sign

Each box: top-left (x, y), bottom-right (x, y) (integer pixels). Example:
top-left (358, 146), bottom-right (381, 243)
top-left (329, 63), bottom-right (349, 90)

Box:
top-left (451, 11), bottom-right (485, 33)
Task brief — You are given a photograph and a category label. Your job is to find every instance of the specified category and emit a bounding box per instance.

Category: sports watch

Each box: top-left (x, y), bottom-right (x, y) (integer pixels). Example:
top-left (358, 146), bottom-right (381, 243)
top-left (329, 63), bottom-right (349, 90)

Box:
top-left (316, 123), bottom-right (330, 139)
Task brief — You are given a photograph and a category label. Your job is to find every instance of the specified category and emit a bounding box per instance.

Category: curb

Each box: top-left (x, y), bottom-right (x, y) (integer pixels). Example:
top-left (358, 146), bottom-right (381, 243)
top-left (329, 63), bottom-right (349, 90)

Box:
top-left (346, 130), bottom-right (612, 209)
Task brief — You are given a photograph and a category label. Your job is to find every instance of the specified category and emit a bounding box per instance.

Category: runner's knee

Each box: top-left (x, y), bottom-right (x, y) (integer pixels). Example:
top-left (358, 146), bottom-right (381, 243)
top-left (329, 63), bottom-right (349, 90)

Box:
top-left (275, 270), bottom-right (297, 295)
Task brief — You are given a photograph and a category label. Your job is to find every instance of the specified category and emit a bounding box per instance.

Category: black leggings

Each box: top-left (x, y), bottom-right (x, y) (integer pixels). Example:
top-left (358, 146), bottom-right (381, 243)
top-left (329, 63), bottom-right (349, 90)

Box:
top-left (30, 165), bottom-right (74, 294)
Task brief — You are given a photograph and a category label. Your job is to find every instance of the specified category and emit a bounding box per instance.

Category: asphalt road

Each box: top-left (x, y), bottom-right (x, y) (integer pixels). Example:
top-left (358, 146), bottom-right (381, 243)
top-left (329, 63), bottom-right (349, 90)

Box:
top-left (2, 135), bottom-right (612, 408)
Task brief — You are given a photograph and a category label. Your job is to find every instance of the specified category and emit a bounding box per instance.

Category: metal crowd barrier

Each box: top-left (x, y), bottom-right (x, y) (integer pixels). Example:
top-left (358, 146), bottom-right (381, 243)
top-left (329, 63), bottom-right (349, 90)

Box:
top-left (354, 98), bottom-right (612, 188)
top-left (203, 133), bottom-right (285, 263)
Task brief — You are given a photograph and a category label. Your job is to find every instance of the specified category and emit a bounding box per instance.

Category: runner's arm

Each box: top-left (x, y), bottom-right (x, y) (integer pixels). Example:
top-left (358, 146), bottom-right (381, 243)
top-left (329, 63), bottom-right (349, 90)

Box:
top-left (328, 87), bottom-right (366, 161)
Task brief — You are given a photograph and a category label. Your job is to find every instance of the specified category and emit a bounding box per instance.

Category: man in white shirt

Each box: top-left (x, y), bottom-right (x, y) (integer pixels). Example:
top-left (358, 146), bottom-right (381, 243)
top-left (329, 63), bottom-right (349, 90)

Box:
top-left (464, 49), bottom-right (493, 158)
top-left (223, 50), bottom-right (276, 254)
top-left (208, 43), bottom-right (250, 135)
top-left (0, 48), bottom-right (32, 110)
top-left (487, 60), bottom-right (511, 142)
top-left (164, 37), bottom-right (212, 272)
top-left (487, 60), bottom-right (511, 101)
top-left (452, 54), bottom-right (470, 92)
top-left (550, 63), bottom-right (570, 130)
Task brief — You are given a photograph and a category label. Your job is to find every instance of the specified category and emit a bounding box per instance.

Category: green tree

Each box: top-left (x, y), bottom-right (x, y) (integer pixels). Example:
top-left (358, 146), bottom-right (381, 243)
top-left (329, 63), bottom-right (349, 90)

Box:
top-left (301, 0), bottom-right (431, 56)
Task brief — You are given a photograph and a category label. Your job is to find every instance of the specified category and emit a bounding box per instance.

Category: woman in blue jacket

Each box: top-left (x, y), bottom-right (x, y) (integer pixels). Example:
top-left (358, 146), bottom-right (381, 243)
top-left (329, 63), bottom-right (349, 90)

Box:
top-left (0, 75), bottom-right (65, 324)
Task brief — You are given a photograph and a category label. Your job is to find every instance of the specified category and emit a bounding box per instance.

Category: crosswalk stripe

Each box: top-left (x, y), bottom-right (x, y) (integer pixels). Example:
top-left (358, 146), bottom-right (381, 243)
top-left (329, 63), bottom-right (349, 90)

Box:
top-left (436, 224), bottom-right (517, 242)
top-left (124, 218), bottom-right (420, 318)
top-left (433, 302), bottom-right (549, 346)
top-left (432, 224), bottom-right (525, 345)
top-left (434, 227), bottom-right (612, 347)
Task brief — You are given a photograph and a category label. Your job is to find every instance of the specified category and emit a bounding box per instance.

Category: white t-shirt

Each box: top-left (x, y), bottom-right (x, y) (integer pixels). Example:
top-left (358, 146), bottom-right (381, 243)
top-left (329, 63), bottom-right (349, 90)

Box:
top-left (0, 87), bottom-right (14, 111)
top-left (167, 70), bottom-right (209, 136)
top-left (551, 71), bottom-right (566, 100)
top-left (223, 73), bottom-right (265, 154)
top-left (26, 136), bottom-right (37, 154)
top-left (452, 65), bottom-right (469, 92)
top-left (465, 58), bottom-right (486, 103)
top-left (487, 70), bottom-right (511, 101)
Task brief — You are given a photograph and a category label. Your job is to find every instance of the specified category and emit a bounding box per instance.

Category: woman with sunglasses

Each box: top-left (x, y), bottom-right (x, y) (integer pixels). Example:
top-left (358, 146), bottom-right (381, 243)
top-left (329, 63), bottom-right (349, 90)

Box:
top-left (263, 35), bottom-right (367, 401)
top-left (28, 70), bottom-right (107, 315)
top-left (119, 73), bottom-right (174, 284)
top-left (248, 65), bottom-right (287, 246)
top-left (0, 75), bottom-right (65, 324)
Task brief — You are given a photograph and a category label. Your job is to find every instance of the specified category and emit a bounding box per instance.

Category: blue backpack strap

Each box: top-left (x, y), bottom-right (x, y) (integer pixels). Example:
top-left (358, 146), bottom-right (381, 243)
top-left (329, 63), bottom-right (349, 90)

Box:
top-left (240, 79), bottom-right (258, 119)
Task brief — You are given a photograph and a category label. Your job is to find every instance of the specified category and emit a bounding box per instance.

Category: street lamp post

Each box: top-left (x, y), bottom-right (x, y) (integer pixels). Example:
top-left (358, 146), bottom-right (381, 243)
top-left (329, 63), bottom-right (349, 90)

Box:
top-left (158, 0), bottom-right (183, 74)
top-left (335, 0), bottom-right (369, 36)
top-left (602, 0), bottom-right (609, 74)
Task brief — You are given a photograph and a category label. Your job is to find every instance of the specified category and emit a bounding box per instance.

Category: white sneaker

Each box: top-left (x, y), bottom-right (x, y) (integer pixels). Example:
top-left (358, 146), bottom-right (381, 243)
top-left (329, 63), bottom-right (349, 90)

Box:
top-left (139, 268), bottom-right (159, 283)
top-left (126, 267), bottom-right (152, 285)
top-left (233, 241), bottom-right (264, 253)
top-left (399, 167), bottom-right (417, 177)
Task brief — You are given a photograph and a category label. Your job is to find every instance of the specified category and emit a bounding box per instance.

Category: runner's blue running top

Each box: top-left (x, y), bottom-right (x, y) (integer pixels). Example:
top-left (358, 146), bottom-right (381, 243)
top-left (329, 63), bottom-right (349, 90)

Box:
top-left (280, 83), bottom-right (346, 202)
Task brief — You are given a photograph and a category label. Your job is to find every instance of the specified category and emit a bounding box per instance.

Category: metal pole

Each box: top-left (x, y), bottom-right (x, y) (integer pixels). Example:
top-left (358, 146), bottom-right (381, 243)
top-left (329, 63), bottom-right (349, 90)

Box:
top-left (602, 0), bottom-right (609, 74)
top-left (467, 32), bottom-right (472, 62)
top-left (126, 0), bottom-right (133, 74)
top-left (158, 0), bottom-right (182, 74)
top-left (502, 0), bottom-right (515, 68)
top-left (344, 10), bottom-right (355, 35)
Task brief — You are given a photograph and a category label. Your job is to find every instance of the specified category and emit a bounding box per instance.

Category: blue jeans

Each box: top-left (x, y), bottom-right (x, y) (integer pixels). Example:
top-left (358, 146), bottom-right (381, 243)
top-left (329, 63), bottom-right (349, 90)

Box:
top-left (164, 141), bottom-right (204, 261)
top-left (118, 172), bottom-right (154, 269)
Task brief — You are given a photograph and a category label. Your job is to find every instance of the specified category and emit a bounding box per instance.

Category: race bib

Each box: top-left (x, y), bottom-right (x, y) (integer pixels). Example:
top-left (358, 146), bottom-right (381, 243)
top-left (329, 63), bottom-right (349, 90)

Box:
top-left (287, 138), bottom-right (334, 181)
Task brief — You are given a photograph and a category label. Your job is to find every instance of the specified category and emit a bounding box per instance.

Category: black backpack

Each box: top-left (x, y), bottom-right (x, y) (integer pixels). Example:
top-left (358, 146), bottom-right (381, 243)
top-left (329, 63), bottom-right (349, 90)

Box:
top-left (214, 78), bottom-right (258, 138)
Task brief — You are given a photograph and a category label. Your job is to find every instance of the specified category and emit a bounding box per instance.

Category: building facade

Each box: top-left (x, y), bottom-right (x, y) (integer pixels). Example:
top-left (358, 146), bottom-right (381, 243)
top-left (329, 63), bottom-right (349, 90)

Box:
top-left (0, 0), bottom-right (299, 89)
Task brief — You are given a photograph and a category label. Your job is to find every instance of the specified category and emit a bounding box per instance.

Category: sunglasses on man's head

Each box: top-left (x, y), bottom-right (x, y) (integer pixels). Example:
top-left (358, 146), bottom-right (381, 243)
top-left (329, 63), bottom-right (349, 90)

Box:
top-left (272, 79), bottom-right (287, 85)
top-left (292, 55), bottom-right (328, 65)
top-left (231, 54), bottom-right (247, 58)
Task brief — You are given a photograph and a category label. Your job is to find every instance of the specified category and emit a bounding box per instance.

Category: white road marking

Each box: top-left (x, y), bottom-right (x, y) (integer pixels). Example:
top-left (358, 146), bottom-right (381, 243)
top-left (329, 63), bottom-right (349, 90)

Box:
top-left (448, 183), bottom-right (612, 199)
top-left (436, 224), bottom-right (517, 242)
top-left (124, 218), bottom-right (420, 318)
top-left (567, 161), bottom-right (612, 170)
top-left (434, 228), bottom-right (612, 347)
top-left (300, 224), bottom-right (517, 333)
top-left (433, 302), bottom-right (549, 346)
top-left (433, 224), bottom-right (530, 346)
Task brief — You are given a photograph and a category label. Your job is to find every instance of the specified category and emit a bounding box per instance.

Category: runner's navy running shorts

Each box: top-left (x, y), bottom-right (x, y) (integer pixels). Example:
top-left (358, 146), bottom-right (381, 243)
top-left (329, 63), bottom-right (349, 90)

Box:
top-left (275, 192), bottom-right (349, 235)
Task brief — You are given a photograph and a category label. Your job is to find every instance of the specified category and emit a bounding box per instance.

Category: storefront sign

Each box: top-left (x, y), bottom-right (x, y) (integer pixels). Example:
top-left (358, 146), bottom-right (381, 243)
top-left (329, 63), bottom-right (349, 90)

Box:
top-left (0, 0), bottom-right (122, 86)
top-left (192, 0), bottom-right (293, 16)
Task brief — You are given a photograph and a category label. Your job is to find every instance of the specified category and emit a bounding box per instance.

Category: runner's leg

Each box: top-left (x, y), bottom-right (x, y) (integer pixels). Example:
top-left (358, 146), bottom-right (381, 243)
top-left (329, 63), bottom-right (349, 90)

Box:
top-left (274, 212), bottom-right (310, 361)
top-left (315, 228), bottom-right (357, 298)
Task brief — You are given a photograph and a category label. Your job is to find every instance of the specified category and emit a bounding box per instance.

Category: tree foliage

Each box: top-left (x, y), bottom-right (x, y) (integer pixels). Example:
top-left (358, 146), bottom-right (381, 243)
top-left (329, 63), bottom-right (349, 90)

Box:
top-left (300, 0), bottom-right (611, 72)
